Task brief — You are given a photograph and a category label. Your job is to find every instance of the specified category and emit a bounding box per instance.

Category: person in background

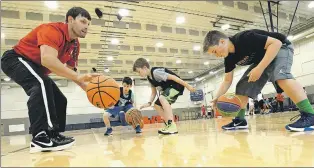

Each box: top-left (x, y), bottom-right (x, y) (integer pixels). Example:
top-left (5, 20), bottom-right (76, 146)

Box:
top-left (276, 93), bottom-right (285, 112)
top-left (201, 105), bottom-right (206, 118)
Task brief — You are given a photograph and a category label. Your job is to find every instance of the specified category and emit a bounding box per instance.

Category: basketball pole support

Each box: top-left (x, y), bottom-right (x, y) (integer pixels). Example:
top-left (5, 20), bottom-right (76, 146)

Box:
top-left (259, 0), bottom-right (279, 33)
top-left (260, 0), bottom-right (299, 35)
top-left (287, 1), bottom-right (299, 37)
top-left (259, 0), bottom-right (300, 103)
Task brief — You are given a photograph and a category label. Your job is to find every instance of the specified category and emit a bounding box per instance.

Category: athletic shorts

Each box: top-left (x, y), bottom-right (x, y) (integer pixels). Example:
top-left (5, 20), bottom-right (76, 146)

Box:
top-left (106, 104), bottom-right (133, 116)
top-left (236, 43), bottom-right (294, 99)
top-left (155, 88), bottom-right (181, 106)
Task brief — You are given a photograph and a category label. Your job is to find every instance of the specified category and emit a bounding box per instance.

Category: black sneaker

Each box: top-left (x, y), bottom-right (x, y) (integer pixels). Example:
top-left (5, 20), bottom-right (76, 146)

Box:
top-left (50, 131), bottom-right (74, 141)
top-left (285, 111), bottom-right (314, 132)
top-left (59, 134), bottom-right (74, 140)
top-left (222, 117), bottom-right (248, 130)
top-left (30, 131), bottom-right (75, 154)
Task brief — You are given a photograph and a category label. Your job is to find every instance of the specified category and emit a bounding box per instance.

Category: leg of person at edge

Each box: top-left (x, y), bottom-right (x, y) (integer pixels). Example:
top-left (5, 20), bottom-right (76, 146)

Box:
top-left (203, 29), bottom-right (314, 132)
top-left (271, 96), bottom-right (278, 113)
top-left (245, 103), bottom-right (249, 116)
top-left (133, 58), bottom-right (196, 135)
top-left (277, 92), bottom-right (285, 112)
top-left (256, 92), bottom-right (265, 115)
top-left (248, 98), bottom-right (255, 115)
top-left (103, 77), bottom-right (142, 136)
top-left (1, 7), bottom-right (100, 153)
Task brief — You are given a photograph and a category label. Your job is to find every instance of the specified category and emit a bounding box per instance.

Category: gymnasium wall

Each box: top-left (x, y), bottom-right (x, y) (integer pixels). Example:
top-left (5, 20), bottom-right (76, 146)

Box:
top-left (196, 35), bottom-right (314, 103)
top-left (1, 80), bottom-right (199, 135)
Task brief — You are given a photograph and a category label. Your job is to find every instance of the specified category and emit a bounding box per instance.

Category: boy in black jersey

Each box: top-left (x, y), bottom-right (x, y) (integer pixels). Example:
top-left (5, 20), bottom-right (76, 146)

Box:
top-left (203, 29), bottom-right (314, 132)
top-left (103, 77), bottom-right (142, 135)
top-left (133, 58), bottom-right (196, 135)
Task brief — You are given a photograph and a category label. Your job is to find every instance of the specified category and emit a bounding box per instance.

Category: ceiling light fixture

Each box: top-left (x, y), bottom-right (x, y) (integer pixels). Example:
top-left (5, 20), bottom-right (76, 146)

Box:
top-left (221, 24), bottom-right (230, 30)
top-left (107, 56), bottom-right (113, 61)
top-left (156, 42), bottom-right (164, 48)
top-left (44, 1), bottom-right (58, 9)
top-left (111, 39), bottom-right (119, 45)
top-left (308, 1), bottom-right (314, 8)
top-left (193, 45), bottom-right (201, 51)
top-left (118, 9), bottom-right (129, 16)
top-left (176, 16), bottom-right (185, 24)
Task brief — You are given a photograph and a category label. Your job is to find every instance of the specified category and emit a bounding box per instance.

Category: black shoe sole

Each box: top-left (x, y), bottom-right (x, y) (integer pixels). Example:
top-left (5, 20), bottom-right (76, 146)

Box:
top-left (222, 126), bottom-right (248, 130)
top-left (158, 131), bottom-right (178, 135)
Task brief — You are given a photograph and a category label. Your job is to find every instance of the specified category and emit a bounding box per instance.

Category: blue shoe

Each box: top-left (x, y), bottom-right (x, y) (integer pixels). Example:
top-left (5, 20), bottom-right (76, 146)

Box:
top-left (222, 117), bottom-right (248, 130)
top-left (104, 127), bottom-right (113, 136)
top-left (286, 111), bottom-right (314, 132)
top-left (135, 125), bottom-right (142, 134)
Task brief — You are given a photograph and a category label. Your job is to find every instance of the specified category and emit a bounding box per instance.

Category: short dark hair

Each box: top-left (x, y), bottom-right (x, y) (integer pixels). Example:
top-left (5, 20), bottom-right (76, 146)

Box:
top-left (203, 30), bottom-right (228, 53)
top-left (133, 58), bottom-right (150, 71)
top-left (66, 7), bottom-right (91, 23)
top-left (122, 77), bottom-right (133, 85)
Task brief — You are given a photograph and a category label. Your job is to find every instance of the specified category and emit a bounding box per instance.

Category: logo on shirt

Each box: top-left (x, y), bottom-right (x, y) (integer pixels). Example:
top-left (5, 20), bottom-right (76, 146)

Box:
top-left (236, 52), bottom-right (256, 66)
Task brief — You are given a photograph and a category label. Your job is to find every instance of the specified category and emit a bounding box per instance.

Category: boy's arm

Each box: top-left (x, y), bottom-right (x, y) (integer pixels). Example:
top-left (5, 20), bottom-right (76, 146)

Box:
top-left (167, 75), bottom-right (195, 92)
top-left (258, 36), bottom-right (283, 70)
top-left (213, 70), bottom-right (234, 101)
top-left (248, 36), bottom-right (282, 82)
top-left (140, 85), bottom-right (157, 109)
top-left (148, 85), bottom-right (157, 104)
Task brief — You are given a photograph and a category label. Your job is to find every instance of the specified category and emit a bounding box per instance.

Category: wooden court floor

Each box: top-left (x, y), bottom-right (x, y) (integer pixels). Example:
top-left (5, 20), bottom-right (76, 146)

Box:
top-left (2, 111), bottom-right (314, 167)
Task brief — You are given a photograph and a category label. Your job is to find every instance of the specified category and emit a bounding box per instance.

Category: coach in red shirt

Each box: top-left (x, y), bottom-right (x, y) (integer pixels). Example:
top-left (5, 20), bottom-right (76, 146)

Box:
top-left (1, 7), bottom-right (98, 153)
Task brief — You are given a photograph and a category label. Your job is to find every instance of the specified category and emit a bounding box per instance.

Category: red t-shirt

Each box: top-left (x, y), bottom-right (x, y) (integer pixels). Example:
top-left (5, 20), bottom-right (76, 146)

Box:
top-left (13, 22), bottom-right (79, 75)
top-left (276, 93), bottom-right (284, 102)
top-left (202, 106), bottom-right (206, 115)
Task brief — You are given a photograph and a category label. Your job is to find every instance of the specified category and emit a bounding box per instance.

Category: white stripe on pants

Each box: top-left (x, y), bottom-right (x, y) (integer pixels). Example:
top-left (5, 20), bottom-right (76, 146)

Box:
top-left (18, 57), bottom-right (53, 128)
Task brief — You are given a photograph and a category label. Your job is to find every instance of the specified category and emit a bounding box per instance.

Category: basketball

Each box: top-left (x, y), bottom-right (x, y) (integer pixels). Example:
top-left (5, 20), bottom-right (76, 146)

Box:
top-left (216, 93), bottom-right (242, 117)
top-left (125, 108), bottom-right (144, 129)
top-left (86, 75), bottom-right (120, 109)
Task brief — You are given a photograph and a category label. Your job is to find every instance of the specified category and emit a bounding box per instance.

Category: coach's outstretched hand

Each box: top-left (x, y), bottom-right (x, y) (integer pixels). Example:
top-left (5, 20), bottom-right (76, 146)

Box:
top-left (76, 73), bottom-right (100, 83)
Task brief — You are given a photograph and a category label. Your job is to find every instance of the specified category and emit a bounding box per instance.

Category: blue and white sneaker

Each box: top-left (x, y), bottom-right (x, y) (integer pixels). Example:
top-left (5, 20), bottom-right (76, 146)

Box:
top-left (285, 111), bottom-right (314, 132)
top-left (222, 117), bottom-right (248, 130)
top-left (104, 127), bottom-right (113, 136)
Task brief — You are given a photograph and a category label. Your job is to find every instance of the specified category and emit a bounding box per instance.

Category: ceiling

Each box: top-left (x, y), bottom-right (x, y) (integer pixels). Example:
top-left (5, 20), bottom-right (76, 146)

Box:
top-left (1, 1), bottom-right (314, 82)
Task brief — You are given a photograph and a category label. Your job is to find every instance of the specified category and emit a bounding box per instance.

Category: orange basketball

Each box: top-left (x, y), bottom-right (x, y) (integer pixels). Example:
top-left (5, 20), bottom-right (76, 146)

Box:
top-left (216, 93), bottom-right (242, 117)
top-left (125, 108), bottom-right (144, 129)
top-left (86, 75), bottom-right (120, 109)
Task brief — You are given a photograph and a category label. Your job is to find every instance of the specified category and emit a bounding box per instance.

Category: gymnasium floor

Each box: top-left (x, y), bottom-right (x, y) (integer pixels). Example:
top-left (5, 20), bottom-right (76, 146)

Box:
top-left (2, 111), bottom-right (314, 167)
